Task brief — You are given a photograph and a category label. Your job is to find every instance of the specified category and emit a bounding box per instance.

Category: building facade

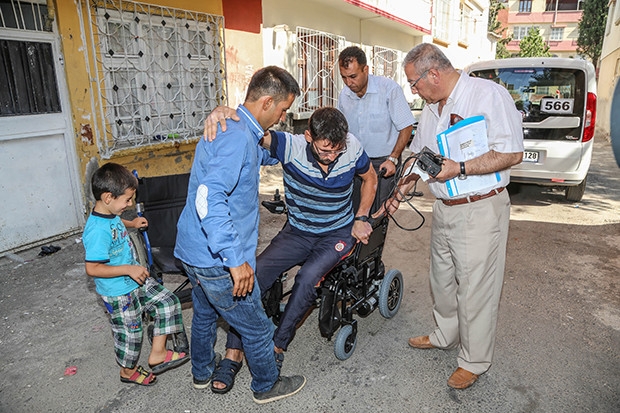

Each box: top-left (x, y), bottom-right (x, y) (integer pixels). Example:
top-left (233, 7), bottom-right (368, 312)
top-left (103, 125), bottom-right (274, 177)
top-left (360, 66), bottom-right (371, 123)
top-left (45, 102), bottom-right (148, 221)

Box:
top-left (498, 0), bottom-right (584, 58)
top-left (0, 0), bottom-right (497, 253)
top-left (597, 0), bottom-right (620, 138)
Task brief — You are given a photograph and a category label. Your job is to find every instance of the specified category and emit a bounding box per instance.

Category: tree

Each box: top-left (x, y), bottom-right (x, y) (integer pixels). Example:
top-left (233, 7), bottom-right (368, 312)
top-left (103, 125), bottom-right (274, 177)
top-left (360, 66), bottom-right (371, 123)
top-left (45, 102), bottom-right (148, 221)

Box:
top-left (488, 0), bottom-right (512, 59)
top-left (518, 27), bottom-right (552, 57)
top-left (496, 37), bottom-right (513, 59)
top-left (577, 0), bottom-right (607, 70)
top-left (487, 0), bottom-right (504, 35)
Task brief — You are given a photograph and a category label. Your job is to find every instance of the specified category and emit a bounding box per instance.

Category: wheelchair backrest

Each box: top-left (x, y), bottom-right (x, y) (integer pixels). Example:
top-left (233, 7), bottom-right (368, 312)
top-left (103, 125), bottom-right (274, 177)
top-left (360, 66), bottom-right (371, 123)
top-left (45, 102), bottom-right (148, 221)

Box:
top-left (135, 173), bottom-right (190, 249)
top-left (353, 215), bottom-right (389, 265)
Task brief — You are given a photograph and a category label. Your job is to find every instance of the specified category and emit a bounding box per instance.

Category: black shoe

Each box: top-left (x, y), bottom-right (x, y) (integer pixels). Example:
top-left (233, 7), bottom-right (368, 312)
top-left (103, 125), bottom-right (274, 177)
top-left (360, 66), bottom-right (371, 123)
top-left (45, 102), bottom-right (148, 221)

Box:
top-left (192, 353), bottom-right (221, 389)
top-left (252, 375), bottom-right (306, 404)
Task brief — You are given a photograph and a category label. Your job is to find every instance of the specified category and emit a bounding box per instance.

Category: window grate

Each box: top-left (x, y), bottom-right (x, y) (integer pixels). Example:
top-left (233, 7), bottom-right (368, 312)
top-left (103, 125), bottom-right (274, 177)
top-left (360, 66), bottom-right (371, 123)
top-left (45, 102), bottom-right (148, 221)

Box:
top-left (296, 27), bottom-right (343, 117)
top-left (0, 0), bottom-right (51, 32)
top-left (373, 46), bottom-right (399, 81)
top-left (86, 0), bottom-right (226, 157)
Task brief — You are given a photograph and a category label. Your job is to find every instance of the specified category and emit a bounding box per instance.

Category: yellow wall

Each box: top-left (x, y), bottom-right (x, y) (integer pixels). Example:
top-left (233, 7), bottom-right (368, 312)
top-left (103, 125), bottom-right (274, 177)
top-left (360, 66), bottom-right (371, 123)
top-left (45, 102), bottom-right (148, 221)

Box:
top-left (54, 0), bottom-right (223, 183)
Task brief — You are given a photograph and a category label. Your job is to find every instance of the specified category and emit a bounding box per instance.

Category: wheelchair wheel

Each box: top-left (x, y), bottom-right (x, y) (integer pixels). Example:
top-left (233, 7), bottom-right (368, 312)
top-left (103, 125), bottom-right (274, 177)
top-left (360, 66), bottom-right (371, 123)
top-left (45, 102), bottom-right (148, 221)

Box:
top-left (146, 322), bottom-right (189, 354)
top-left (147, 323), bottom-right (154, 345)
top-left (172, 331), bottom-right (190, 354)
top-left (334, 324), bottom-right (357, 360)
top-left (129, 231), bottom-right (148, 268)
top-left (378, 269), bottom-right (403, 319)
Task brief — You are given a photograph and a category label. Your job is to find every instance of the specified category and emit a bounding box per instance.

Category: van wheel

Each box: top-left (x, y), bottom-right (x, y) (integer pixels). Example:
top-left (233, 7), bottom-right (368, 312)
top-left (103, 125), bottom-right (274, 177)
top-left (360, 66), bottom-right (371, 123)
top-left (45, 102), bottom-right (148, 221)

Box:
top-left (565, 176), bottom-right (587, 202)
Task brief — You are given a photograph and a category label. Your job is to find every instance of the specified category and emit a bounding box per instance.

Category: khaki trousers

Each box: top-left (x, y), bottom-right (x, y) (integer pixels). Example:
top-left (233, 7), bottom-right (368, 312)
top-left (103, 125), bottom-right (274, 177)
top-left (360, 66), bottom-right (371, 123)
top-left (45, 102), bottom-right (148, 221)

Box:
top-left (428, 189), bottom-right (510, 375)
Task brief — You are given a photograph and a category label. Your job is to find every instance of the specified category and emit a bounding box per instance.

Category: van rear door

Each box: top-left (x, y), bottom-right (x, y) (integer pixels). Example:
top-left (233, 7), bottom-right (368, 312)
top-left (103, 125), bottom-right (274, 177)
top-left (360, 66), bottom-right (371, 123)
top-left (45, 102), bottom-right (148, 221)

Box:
top-left (469, 67), bottom-right (587, 173)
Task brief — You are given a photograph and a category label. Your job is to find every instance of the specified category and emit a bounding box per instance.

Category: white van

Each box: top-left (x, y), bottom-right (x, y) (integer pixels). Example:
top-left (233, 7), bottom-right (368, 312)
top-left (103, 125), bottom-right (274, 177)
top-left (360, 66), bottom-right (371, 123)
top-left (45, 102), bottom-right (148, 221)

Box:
top-left (465, 58), bottom-right (597, 202)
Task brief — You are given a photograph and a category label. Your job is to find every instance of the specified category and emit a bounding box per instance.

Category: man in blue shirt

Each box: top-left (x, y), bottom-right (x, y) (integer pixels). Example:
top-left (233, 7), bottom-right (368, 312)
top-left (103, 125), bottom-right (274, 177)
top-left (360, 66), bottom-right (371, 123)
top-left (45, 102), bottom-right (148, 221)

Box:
top-left (338, 46), bottom-right (415, 209)
top-left (174, 66), bottom-right (306, 404)
top-left (204, 107), bottom-right (377, 393)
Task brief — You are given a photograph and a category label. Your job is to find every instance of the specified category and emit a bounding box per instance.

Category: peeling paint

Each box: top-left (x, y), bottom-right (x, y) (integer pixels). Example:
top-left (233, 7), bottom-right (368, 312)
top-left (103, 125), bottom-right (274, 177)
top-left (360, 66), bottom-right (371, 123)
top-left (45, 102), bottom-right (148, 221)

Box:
top-left (80, 124), bottom-right (93, 145)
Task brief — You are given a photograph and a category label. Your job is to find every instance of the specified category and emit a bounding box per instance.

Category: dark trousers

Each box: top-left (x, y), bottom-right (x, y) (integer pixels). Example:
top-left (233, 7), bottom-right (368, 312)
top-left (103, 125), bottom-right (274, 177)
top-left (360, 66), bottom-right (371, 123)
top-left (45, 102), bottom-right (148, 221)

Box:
top-left (226, 223), bottom-right (355, 351)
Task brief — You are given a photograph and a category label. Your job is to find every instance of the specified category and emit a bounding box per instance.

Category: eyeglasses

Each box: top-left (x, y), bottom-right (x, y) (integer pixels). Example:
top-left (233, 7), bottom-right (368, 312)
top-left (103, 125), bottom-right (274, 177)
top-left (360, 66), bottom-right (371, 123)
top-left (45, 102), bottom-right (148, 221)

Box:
top-left (408, 69), bottom-right (430, 91)
top-left (312, 141), bottom-right (347, 156)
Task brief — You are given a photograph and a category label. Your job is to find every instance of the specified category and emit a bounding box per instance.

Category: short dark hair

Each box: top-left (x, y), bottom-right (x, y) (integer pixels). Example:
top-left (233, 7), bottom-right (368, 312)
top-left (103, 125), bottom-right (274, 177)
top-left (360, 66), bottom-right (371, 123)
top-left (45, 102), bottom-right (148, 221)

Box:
top-left (245, 66), bottom-right (301, 104)
top-left (91, 163), bottom-right (138, 200)
top-left (308, 107), bottom-right (348, 147)
top-left (403, 43), bottom-right (453, 74)
top-left (338, 46), bottom-right (367, 68)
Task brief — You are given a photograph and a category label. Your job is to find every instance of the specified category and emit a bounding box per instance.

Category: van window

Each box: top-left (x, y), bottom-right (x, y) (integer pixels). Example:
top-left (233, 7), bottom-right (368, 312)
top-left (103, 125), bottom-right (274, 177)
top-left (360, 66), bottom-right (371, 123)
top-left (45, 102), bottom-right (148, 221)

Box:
top-left (470, 67), bottom-right (586, 141)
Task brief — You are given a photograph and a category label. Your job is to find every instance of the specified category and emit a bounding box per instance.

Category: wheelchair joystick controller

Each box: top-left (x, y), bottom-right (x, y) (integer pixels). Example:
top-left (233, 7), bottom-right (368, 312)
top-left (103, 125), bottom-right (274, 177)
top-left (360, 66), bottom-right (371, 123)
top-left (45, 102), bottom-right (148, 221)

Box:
top-left (261, 189), bottom-right (287, 214)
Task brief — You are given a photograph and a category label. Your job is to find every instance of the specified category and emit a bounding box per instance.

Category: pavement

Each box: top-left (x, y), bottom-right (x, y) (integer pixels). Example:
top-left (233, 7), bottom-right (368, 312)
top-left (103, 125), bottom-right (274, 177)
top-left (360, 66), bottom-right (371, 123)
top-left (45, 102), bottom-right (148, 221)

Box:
top-left (1, 138), bottom-right (619, 413)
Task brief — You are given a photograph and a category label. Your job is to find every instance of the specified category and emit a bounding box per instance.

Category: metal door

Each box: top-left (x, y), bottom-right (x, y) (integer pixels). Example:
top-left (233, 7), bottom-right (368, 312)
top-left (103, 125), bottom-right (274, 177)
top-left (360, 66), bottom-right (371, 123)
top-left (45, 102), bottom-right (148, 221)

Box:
top-left (0, 1), bottom-right (83, 253)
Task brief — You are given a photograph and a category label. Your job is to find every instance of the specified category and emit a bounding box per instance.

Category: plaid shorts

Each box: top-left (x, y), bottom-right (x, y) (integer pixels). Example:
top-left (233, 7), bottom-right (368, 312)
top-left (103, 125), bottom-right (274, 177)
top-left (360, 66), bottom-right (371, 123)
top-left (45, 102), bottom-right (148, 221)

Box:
top-left (101, 277), bottom-right (184, 368)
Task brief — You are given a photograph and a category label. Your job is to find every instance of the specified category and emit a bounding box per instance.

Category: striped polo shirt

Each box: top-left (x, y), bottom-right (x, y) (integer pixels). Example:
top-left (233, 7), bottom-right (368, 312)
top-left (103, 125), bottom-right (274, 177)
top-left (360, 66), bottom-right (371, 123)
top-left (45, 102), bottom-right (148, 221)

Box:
top-left (269, 130), bottom-right (371, 234)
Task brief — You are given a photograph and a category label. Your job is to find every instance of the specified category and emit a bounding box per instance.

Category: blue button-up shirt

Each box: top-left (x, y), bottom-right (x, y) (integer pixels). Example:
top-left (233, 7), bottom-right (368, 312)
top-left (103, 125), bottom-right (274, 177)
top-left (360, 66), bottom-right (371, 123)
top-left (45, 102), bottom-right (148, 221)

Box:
top-left (338, 74), bottom-right (414, 158)
top-left (174, 105), bottom-right (276, 270)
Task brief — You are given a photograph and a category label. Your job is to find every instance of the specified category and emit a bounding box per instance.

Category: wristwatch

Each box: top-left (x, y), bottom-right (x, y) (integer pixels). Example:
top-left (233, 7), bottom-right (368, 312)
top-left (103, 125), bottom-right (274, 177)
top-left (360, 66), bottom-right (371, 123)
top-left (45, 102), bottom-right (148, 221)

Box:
top-left (354, 215), bottom-right (369, 222)
top-left (458, 161), bottom-right (467, 180)
top-left (387, 156), bottom-right (399, 166)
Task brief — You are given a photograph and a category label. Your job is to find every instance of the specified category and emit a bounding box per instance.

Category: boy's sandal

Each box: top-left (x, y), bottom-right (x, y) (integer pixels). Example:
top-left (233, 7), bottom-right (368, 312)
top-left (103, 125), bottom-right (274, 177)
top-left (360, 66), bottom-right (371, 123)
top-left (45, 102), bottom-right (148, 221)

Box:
top-left (120, 366), bottom-right (157, 386)
top-left (211, 358), bottom-right (243, 394)
top-left (149, 349), bottom-right (189, 374)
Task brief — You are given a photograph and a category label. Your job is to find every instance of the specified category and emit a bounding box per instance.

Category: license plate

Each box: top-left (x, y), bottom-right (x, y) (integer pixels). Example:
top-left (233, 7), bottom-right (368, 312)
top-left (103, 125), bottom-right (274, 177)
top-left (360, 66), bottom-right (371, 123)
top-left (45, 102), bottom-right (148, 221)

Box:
top-left (523, 151), bottom-right (539, 163)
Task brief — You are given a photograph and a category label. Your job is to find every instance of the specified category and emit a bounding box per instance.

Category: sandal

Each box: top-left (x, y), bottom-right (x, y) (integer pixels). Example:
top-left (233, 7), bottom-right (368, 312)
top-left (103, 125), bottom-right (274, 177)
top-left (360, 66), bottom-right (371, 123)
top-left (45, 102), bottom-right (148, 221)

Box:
top-left (211, 358), bottom-right (243, 394)
top-left (149, 350), bottom-right (189, 374)
top-left (120, 366), bottom-right (157, 386)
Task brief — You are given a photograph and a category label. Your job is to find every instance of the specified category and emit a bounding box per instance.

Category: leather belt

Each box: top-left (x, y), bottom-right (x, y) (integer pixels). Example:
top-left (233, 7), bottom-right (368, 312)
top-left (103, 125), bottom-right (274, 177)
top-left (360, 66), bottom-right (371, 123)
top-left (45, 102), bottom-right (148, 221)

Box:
top-left (440, 187), bottom-right (505, 206)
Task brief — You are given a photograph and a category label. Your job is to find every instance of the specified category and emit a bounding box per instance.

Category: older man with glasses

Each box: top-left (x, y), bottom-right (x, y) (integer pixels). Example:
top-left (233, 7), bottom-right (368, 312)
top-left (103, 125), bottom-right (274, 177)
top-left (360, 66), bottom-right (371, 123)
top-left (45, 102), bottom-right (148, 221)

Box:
top-left (385, 43), bottom-right (523, 390)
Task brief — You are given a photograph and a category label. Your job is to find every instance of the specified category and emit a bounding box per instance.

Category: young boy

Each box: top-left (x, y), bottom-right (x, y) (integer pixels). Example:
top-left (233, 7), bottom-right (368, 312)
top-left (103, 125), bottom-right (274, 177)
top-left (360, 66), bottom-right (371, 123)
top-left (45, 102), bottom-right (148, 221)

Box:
top-left (83, 162), bottom-right (188, 386)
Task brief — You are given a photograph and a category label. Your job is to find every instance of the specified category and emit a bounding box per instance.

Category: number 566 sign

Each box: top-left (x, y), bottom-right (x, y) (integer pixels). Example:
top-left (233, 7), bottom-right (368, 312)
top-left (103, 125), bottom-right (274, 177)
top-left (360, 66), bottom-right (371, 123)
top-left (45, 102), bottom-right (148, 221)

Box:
top-left (540, 98), bottom-right (574, 114)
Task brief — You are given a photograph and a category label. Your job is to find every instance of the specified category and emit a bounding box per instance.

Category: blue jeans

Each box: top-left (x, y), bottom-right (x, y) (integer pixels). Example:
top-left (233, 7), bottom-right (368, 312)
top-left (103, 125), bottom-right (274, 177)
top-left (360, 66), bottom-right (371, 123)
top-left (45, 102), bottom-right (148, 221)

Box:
top-left (182, 263), bottom-right (279, 393)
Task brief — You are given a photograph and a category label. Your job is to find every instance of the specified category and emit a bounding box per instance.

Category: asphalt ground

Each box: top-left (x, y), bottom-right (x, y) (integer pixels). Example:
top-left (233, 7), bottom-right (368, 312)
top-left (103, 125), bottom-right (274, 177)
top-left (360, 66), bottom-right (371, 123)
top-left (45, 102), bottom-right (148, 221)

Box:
top-left (1, 138), bottom-right (618, 413)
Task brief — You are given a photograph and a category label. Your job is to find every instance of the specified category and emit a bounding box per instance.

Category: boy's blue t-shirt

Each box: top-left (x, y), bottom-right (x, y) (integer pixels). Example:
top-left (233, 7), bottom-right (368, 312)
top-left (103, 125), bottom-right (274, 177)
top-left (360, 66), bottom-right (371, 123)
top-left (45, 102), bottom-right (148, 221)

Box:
top-left (82, 211), bottom-right (140, 297)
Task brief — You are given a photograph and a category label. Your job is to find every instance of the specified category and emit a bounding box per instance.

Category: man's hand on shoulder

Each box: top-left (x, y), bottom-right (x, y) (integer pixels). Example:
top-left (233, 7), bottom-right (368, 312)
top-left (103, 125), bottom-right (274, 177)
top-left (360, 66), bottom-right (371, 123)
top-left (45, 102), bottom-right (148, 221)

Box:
top-left (203, 106), bottom-right (239, 142)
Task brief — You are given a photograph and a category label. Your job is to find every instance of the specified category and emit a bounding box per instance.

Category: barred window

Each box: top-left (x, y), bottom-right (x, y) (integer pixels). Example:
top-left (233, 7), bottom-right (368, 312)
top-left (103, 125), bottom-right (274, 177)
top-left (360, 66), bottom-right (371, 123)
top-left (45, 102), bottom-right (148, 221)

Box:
top-left (433, 0), bottom-right (450, 42)
top-left (87, 0), bottom-right (226, 156)
top-left (372, 46), bottom-right (400, 81)
top-left (296, 27), bottom-right (343, 118)
top-left (0, 0), bottom-right (51, 31)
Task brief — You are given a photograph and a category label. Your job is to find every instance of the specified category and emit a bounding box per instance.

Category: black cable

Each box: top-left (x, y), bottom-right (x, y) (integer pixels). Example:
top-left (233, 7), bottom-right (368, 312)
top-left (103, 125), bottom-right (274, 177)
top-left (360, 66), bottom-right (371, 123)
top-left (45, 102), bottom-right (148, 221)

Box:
top-left (381, 154), bottom-right (426, 232)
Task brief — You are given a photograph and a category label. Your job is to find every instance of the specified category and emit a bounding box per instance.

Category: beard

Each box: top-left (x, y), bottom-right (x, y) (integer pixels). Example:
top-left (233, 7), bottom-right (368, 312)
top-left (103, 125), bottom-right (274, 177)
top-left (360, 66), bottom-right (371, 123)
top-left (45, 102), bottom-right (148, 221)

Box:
top-left (310, 145), bottom-right (333, 165)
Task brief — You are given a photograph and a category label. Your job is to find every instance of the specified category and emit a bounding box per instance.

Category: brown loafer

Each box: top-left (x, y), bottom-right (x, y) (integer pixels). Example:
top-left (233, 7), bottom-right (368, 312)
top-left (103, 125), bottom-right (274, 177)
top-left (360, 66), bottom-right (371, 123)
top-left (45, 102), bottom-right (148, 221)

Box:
top-left (447, 367), bottom-right (479, 389)
top-left (407, 335), bottom-right (435, 349)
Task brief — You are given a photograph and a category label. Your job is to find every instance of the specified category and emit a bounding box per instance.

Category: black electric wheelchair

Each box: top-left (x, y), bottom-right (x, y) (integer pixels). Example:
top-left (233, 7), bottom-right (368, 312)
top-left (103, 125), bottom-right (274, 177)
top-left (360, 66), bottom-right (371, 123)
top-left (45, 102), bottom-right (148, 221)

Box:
top-left (260, 172), bottom-right (404, 361)
top-left (128, 171), bottom-right (192, 354)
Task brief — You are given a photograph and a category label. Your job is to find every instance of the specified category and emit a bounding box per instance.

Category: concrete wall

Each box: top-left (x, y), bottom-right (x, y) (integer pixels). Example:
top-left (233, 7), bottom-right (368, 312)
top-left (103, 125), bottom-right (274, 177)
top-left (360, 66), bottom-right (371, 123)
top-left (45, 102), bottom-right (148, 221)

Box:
top-left (596, 2), bottom-right (620, 139)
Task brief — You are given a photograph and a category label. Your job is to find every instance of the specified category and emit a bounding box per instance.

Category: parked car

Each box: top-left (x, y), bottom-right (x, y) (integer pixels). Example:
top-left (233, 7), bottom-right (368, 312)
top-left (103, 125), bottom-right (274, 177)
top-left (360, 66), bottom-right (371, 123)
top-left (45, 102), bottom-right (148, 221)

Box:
top-left (465, 57), bottom-right (597, 202)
